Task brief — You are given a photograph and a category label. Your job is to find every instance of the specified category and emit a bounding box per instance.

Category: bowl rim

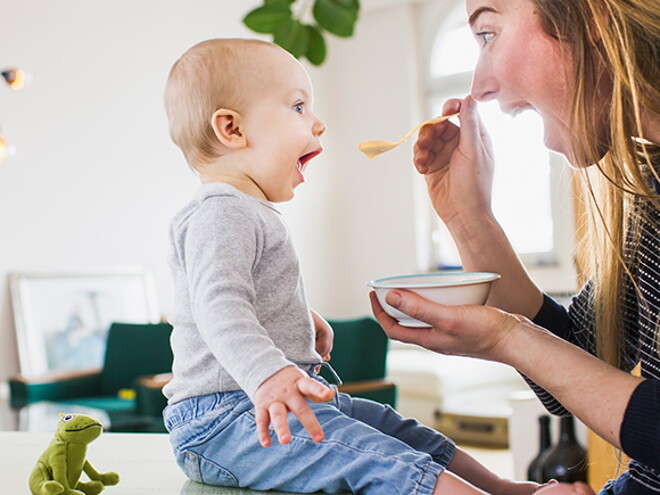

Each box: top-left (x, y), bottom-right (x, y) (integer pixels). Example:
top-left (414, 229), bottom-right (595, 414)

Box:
top-left (366, 272), bottom-right (501, 289)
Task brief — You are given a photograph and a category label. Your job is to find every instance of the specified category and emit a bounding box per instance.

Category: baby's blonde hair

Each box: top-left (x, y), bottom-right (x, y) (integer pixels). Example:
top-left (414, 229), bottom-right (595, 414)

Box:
top-left (164, 38), bottom-right (280, 169)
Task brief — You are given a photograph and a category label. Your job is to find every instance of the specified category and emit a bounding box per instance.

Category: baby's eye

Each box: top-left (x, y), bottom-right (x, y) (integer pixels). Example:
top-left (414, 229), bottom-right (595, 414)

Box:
top-left (476, 31), bottom-right (494, 46)
top-left (293, 102), bottom-right (304, 114)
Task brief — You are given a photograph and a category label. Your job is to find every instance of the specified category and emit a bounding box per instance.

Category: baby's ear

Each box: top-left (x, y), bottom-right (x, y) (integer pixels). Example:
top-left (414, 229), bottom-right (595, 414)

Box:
top-left (211, 108), bottom-right (247, 149)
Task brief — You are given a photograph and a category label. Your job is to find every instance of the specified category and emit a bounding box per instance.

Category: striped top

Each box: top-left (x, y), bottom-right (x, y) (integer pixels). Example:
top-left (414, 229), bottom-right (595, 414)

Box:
top-left (532, 174), bottom-right (660, 492)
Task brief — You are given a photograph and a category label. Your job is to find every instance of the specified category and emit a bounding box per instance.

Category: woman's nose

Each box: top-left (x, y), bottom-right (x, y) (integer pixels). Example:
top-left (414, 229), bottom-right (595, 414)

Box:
top-left (470, 57), bottom-right (497, 103)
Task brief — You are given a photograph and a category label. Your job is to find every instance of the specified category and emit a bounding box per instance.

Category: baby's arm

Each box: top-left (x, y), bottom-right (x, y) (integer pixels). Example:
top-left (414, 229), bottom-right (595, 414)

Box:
top-left (253, 365), bottom-right (335, 447)
top-left (310, 309), bottom-right (333, 361)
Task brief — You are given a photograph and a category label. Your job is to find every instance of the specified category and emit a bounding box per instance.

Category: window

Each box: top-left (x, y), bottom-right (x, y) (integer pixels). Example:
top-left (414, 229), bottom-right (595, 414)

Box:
top-left (416, 1), bottom-right (576, 291)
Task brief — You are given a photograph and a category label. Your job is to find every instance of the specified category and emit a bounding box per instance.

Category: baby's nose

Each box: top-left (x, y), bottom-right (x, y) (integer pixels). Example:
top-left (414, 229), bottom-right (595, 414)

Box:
top-left (313, 119), bottom-right (326, 137)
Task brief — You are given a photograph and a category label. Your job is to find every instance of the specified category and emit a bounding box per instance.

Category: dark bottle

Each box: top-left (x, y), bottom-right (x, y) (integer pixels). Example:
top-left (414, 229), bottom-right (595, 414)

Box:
top-left (527, 415), bottom-right (552, 482)
top-left (538, 415), bottom-right (588, 482)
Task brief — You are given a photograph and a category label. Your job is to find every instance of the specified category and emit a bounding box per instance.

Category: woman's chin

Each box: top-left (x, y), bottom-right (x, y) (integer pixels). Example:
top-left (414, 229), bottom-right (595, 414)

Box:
top-left (542, 131), bottom-right (587, 167)
top-left (543, 134), bottom-right (568, 158)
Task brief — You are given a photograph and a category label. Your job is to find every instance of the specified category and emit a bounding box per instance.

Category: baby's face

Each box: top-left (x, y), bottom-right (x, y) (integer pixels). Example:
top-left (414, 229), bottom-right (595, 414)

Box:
top-left (536, 482), bottom-right (594, 495)
top-left (237, 46), bottom-right (326, 203)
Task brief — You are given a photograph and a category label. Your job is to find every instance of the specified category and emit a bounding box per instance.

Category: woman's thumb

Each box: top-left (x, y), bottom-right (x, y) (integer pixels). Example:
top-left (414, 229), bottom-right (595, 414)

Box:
top-left (385, 289), bottom-right (452, 329)
top-left (457, 96), bottom-right (482, 147)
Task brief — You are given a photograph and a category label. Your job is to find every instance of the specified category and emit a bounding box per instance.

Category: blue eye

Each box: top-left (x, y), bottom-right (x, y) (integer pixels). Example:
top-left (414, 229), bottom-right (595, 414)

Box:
top-left (476, 31), bottom-right (494, 46)
top-left (293, 102), bottom-right (304, 114)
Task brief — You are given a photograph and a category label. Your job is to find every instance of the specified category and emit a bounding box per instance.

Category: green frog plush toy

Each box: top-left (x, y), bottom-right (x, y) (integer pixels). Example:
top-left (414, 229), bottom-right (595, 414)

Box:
top-left (30, 413), bottom-right (120, 495)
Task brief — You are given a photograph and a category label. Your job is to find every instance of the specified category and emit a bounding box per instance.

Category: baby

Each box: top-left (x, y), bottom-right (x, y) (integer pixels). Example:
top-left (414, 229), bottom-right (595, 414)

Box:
top-left (161, 37), bottom-right (589, 495)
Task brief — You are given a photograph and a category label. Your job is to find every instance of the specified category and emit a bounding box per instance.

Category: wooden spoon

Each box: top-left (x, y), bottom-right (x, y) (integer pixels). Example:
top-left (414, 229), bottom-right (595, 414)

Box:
top-left (358, 113), bottom-right (459, 160)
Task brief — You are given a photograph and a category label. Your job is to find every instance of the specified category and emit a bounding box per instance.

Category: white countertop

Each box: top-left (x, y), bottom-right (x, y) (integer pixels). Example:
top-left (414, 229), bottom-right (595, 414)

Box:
top-left (0, 430), bottom-right (513, 494)
top-left (1, 431), bottom-right (192, 494)
top-left (0, 382), bottom-right (515, 493)
top-left (0, 431), bottom-right (348, 494)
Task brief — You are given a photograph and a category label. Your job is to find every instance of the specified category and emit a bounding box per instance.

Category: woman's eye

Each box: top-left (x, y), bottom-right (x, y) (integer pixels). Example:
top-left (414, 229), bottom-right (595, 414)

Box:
top-left (476, 31), bottom-right (494, 46)
top-left (293, 102), bottom-right (304, 114)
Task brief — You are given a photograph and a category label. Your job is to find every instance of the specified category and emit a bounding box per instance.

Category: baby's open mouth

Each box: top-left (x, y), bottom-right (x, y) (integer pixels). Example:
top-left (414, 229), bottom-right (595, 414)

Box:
top-left (297, 149), bottom-right (322, 178)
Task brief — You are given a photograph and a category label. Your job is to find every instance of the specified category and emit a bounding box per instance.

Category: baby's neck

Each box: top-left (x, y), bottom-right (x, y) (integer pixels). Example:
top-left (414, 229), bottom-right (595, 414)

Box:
top-left (198, 158), bottom-right (267, 201)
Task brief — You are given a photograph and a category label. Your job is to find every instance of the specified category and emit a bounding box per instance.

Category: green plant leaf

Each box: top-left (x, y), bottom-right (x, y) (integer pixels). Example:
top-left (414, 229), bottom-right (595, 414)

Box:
top-left (243, 5), bottom-right (292, 34)
top-left (265, 0), bottom-right (296, 7)
top-left (304, 25), bottom-right (327, 65)
top-left (328, 0), bottom-right (359, 13)
top-left (274, 18), bottom-right (309, 58)
top-left (313, 0), bottom-right (358, 38)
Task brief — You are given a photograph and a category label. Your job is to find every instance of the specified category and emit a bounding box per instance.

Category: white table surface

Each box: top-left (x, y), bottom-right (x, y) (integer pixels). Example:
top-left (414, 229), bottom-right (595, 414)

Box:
top-left (0, 431), bottom-right (513, 494)
top-left (0, 431), bottom-right (320, 494)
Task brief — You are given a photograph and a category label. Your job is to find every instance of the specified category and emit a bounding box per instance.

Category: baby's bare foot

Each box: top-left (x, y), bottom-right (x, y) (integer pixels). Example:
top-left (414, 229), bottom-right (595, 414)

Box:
top-left (535, 481), bottom-right (595, 495)
top-left (493, 479), bottom-right (540, 495)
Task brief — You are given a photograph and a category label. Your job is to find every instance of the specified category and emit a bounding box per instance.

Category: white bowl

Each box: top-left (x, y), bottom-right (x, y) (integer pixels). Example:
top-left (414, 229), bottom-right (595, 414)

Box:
top-left (367, 272), bottom-right (501, 327)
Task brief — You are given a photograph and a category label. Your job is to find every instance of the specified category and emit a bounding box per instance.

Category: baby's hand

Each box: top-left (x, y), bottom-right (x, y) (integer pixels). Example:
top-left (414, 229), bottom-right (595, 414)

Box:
top-left (311, 310), bottom-right (333, 361)
top-left (253, 365), bottom-right (335, 447)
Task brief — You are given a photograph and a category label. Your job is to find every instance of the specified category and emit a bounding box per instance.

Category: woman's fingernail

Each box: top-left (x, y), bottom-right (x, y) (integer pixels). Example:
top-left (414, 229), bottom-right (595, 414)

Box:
top-left (387, 291), bottom-right (402, 308)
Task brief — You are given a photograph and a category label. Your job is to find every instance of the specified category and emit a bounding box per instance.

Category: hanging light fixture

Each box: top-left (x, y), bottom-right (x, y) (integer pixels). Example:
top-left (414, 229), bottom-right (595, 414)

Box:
top-left (0, 135), bottom-right (8, 160)
top-left (2, 68), bottom-right (26, 90)
top-left (1, 66), bottom-right (27, 164)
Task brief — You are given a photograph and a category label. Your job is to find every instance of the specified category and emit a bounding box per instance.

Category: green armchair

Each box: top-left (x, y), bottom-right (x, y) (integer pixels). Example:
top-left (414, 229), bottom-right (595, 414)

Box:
top-left (321, 317), bottom-right (397, 408)
top-left (8, 317), bottom-right (395, 432)
top-left (9, 321), bottom-right (173, 432)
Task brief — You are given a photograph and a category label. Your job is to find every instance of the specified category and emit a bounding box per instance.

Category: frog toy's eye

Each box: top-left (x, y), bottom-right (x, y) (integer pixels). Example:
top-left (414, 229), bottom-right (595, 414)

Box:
top-left (59, 413), bottom-right (75, 422)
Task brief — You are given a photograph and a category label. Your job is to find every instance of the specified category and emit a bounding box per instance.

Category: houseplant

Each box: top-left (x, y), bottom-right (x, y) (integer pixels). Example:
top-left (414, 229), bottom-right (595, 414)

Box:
top-left (243, 0), bottom-right (360, 66)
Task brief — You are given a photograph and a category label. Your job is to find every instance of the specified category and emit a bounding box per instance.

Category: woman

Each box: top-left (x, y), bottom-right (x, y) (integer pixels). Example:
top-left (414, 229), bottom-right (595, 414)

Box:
top-left (370, 0), bottom-right (659, 493)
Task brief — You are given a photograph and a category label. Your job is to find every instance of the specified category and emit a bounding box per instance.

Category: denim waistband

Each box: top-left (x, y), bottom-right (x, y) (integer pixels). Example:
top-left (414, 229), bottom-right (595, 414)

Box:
top-left (307, 361), bottom-right (343, 386)
top-left (163, 390), bottom-right (248, 431)
top-left (164, 362), bottom-right (342, 432)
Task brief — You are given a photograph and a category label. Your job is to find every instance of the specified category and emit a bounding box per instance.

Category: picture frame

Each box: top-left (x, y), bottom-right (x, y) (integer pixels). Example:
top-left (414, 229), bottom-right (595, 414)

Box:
top-left (10, 267), bottom-right (160, 377)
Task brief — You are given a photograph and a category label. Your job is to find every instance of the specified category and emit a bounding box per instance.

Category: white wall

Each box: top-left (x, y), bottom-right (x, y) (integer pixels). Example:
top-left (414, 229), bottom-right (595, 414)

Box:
top-left (0, 0), bottom-right (575, 382)
top-left (0, 0), bottom-right (255, 380)
top-left (0, 0), bottom-right (429, 381)
top-left (285, 3), bottom-right (425, 317)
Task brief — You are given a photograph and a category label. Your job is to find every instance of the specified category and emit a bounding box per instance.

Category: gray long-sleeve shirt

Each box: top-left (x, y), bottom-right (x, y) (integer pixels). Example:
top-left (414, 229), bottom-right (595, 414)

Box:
top-left (163, 183), bottom-right (321, 404)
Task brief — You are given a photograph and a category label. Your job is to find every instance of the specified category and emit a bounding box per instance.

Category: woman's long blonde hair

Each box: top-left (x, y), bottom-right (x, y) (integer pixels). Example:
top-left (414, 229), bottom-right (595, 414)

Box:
top-left (533, 0), bottom-right (660, 367)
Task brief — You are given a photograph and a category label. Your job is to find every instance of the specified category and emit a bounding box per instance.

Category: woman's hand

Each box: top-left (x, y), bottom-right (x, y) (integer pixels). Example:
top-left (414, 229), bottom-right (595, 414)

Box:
top-left (414, 97), bottom-right (544, 316)
top-left (311, 309), bottom-right (333, 361)
top-left (369, 290), bottom-right (529, 363)
top-left (414, 96), bottom-right (495, 230)
top-left (370, 290), bottom-right (644, 452)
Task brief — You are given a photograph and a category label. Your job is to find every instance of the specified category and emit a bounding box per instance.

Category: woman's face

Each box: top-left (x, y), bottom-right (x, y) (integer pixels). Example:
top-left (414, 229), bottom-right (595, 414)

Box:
top-left (466, 0), bottom-right (577, 161)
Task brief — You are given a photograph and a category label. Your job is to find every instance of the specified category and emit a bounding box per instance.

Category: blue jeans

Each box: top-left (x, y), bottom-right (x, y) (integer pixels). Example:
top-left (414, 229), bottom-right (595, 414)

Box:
top-left (597, 471), bottom-right (656, 495)
top-left (164, 383), bottom-right (454, 495)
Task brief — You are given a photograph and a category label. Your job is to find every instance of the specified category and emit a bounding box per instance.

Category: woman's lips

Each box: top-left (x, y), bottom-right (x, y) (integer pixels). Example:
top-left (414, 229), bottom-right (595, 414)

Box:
top-left (502, 102), bottom-right (535, 117)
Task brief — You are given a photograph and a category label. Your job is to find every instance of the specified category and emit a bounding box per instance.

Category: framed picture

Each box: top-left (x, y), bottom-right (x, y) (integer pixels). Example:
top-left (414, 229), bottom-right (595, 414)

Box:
top-left (10, 267), bottom-right (160, 377)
